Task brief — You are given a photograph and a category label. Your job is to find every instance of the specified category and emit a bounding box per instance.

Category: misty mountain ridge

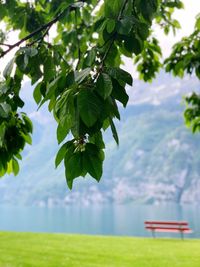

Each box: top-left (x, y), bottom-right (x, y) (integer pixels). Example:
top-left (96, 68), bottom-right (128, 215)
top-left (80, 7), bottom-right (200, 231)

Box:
top-left (0, 72), bottom-right (200, 206)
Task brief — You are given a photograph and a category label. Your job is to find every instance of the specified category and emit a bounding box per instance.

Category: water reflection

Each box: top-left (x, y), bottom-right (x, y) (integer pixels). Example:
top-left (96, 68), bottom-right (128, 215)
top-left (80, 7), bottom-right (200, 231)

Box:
top-left (0, 204), bottom-right (199, 238)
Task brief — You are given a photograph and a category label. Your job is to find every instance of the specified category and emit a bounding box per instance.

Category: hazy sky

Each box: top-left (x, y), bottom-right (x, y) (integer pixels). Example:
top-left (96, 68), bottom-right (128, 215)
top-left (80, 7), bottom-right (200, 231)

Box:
top-left (155, 0), bottom-right (200, 57)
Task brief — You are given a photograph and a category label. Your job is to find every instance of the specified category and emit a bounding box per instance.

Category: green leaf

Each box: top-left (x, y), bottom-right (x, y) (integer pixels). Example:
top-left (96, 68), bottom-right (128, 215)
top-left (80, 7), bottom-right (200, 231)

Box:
top-left (106, 96), bottom-right (120, 120)
top-left (71, 1), bottom-right (84, 8)
top-left (124, 35), bottom-right (143, 55)
top-left (0, 123), bottom-right (6, 147)
top-left (89, 131), bottom-right (105, 149)
top-left (137, 23), bottom-right (149, 40)
top-left (77, 89), bottom-right (102, 127)
top-left (43, 56), bottom-right (55, 81)
top-left (29, 57), bottom-right (43, 85)
top-left (75, 68), bottom-right (91, 84)
top-left (195, 17), bottom-right (200, 30)
top-left (0, 162), bottom-right (6, 177)
top-left (65, 71), bottom-right (75, 87)
top-left (104, 0), bottom-right (123, 18)
top-left (84, 50), bottom-right (96, 67)
top-left (0, 103), bottom-right (11, 118)
top-left (104, 44), bottom-right (119, 67)
top-left (106, 19), bottom-right (116, 33)
top-left (21, 133), bottom-right (32, 145)
top-left (15, 153), bottom-right (22, 160)
top-left (55, 90), bottom-right (74, 122)
top-left (111, 79), bottom-right (129, 107)
top-left (13, 96), bottom-right (24, 108)
top-left (16, 54), bottom-right (26, 72)
top-left (33, 82), bottom-right (42, 104)
top-left (139, 0), bottom-right (158, 23)
top-left (107, 67), bottom-right (133, 86)
top-left (44, 76), bottom-right (60, 101)
top-left (7, 160), bottom-right (13, 175)
top-left (24, 54), bottom-right (29, 69)
top-left (55, 142), bottom-right (68, 168)
top-left (0, 6), bottom-right (6, 19)
top-left (24, 47), bottom-right (38, 57)
top-left (165, 1), bottom-right (184, 9)
top-left (3, 58), bottom-right (15, 78)
top-left (83, 143), bottom-right (103, 181)
top-left (57, 116), bottom-right (71, 144)
top-left (0, 83), bottom-right (9, 96)
top-left (12, 158), bottom-right (19, 176)
top-left (65, 152), bottom-right (84, 189)
top-left (96, 73), bottom-right (113, 99)
top-left (22, 115), bottom-right (33, 133)
top-left (117, 18), bottom-right (133, 35)
top-left (109, 117), bottom-right (119, 145)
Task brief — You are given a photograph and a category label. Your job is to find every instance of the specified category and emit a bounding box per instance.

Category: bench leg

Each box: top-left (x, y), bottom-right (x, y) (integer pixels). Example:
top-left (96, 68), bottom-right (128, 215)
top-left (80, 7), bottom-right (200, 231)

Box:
top-left (180, 231), bottom-right (184, 240)
top-left (152, 230), bottom-right (156, 238)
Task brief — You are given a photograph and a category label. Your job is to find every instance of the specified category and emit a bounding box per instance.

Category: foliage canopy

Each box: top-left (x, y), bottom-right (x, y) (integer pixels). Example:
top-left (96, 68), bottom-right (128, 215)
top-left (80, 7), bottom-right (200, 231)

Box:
top-left (0, 0), bottom-right (199, 188)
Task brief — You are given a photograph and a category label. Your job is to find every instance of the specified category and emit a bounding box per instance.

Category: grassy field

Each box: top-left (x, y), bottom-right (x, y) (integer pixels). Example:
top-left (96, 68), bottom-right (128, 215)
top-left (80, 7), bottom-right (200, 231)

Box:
top-left (0, 232), bottom-right (200, 267)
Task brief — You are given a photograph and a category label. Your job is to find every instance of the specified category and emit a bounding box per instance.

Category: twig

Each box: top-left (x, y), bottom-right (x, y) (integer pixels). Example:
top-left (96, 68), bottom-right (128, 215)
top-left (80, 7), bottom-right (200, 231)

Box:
top-left (0, 43), bottom-right (12, 48)
top-left (0, 5), bottom-right (76, 58)
top-left (118, 0), bottom-right (129, 19)
top-left (98, 0), bottom-right (128, 70)
top-left (27, 25), bottom-right (52, 47)
top-left (75, 9), bottom-right (81, 70)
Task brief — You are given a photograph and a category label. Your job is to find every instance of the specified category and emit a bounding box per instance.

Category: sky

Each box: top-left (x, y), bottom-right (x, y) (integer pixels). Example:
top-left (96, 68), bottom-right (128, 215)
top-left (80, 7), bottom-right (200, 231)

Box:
top-left (154, 0), bottom-right (200, 57)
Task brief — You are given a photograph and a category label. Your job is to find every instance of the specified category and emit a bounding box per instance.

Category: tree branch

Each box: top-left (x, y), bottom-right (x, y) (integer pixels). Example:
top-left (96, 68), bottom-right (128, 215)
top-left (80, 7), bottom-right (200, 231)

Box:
top-left (99, 0), bottom-right (128, 67)
top-left (93, 0), bottom-right (128, 80)
top-left (0, 5), bottom-right (75, 59)
top-left (0, 43), bottom-right (12, 48)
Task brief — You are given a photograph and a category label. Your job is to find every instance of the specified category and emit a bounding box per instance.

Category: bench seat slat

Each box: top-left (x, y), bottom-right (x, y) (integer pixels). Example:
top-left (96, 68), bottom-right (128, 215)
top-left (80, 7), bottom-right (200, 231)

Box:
top-left (145, 226), bottom-right (192, 233)
top-left (146, 228), bottom-right (192, 233)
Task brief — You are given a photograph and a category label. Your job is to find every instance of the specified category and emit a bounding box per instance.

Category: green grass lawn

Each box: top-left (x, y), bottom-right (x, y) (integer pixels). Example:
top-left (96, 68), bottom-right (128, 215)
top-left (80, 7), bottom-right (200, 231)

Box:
top-left (0, 232), bottom-right (200, 267)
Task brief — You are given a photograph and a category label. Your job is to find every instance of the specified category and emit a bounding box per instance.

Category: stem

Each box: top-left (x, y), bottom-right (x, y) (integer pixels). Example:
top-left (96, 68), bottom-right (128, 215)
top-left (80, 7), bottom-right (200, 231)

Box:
top-left (101, 36), bottom-right (116, 65)
top-left (118, 0), bottom-right (128, 20)
top-left (132, 0), bottom-right (139, 19)
top-left (75, 9), bottom-right (81, 70)
top-left (27, 25), bottom-right (51, 47)
top-left (98, 0), bottom-right (128, 72)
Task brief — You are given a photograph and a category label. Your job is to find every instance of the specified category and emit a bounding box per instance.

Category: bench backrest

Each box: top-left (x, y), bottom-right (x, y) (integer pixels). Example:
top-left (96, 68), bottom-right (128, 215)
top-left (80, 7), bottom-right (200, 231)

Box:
top-left (144, 221), bottom-right (189, 229)
top-left (145, 221), bottom-right (188, 226)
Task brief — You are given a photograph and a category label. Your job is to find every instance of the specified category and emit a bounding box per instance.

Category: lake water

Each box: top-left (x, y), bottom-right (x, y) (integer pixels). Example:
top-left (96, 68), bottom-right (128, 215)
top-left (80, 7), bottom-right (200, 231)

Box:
top-left (0, 204), bottom-right (200, 238)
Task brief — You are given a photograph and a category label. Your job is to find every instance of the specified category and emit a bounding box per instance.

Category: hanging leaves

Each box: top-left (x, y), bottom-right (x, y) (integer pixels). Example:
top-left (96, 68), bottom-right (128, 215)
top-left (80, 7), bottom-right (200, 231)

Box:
top-left (96, 73), bottom-right (113, 99)
top-left (77, 89), bottom-right (102, 127)
top-left (0, 0), bottom-right (188, 188)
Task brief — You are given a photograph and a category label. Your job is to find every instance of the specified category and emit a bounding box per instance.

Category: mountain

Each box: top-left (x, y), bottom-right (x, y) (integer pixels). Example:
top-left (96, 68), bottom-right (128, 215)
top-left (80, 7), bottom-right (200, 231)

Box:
top-left (0, 72), bottom-right (200, 206)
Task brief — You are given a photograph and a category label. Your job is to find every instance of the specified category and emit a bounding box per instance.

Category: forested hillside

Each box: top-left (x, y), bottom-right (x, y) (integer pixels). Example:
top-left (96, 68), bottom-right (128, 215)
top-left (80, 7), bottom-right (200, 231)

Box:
top-left (0, 73), bottom-right (199, 206)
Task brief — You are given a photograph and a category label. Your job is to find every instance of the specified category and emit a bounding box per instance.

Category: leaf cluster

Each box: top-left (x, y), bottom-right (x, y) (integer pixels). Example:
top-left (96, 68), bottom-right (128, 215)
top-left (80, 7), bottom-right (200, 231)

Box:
top-left (164, 15), bottom-right (200, 133)
top-left (0, 0), bottom-right (188, 188)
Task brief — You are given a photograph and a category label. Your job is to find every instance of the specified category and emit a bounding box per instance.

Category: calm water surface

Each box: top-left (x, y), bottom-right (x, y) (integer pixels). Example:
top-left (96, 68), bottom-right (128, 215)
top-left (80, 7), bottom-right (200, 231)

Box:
top-left (0, 204), bottom-right (199, 238)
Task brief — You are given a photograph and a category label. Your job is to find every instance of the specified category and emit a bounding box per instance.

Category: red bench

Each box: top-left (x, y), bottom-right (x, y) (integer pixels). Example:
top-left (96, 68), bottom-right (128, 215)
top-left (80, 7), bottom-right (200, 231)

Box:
top-left (144, 221), bottom-right (192, 239)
